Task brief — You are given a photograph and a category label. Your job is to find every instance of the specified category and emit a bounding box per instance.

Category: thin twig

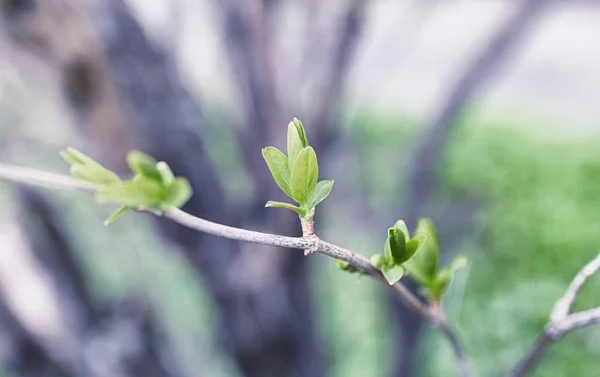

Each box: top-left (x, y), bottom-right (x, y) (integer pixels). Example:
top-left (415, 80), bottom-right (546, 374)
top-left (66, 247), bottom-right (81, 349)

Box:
top-left (551, 253), bottom-right (600, 323)
top-left (0, 162), bottom-right (473, 377)
top-left (507, 252), bottom-right (600, 377)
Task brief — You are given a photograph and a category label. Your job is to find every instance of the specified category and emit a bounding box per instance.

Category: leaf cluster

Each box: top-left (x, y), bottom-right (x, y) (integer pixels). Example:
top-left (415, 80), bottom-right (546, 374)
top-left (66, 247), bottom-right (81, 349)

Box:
top-left (401, 219), bottom-right (467, 300)
top-left (60, 148), bottom-right (192, 225)
top-left (262, 118), bottom-right (333, 220)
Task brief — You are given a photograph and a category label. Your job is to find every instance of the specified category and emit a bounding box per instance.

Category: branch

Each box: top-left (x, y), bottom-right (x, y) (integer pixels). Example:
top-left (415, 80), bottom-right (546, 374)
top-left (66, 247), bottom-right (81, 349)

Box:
top-left (507, 252), bottom-right (600, 377)
top-left (0, 162), bottom-right (473, 377)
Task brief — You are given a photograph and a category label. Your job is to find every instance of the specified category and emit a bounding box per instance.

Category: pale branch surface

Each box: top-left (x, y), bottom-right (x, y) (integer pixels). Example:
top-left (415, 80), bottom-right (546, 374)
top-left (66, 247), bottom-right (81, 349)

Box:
top-left (0, 162), bottom-right (471, 377)
top-left (507, 252), bottom-right (600, 377)
top-left (550, 253), bottom-right (600, 323)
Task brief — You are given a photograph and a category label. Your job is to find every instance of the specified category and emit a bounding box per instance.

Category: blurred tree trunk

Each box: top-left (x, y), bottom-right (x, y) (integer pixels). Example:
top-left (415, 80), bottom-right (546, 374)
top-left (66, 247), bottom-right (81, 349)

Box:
top-left (391, 1), bottom-right (549, 376)
top-left (0, 188), bottom-right (178, 377)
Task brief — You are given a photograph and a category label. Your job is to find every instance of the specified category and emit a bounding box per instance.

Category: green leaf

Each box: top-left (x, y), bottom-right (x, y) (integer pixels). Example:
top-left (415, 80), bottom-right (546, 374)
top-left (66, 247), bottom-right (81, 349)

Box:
top-left (404, 235), bottom-right (427, 262)
top-left (381, 264), bottom-right (404, 285)
top-left (126, 151), bottom-right (161, 181)
top-left (429, 270), bottom-right (452, 300)
top-left (162, 178), bottom-right (192, 209)
top-left (61, 148), bottom-right (121, 185)
top-left (405, 218), bottom-right (440, 283)
top-left (370, 253), bottom-right (386, 269)
top-left (103, 206), bottom-right (130, 226)
top-left (292, 118), bottom-right (308, 147)
top-left (307, 180), bottom-right (334, 209)
top-left (70, 164), bottom-right (121, 186)
top-left (426, 257), bottom-right (467, 300)
top-left (262, 147), bottom-right (293, 199)
top-left (265, 201), bottom-right (306, 216)
top-left (393, 220), bottom-right (410, 240)
top-left (387, 228), bottom-right (406, 265)
top-left (60, 147), bottom-right (98, 166)
top-left (156, 161), bottom-right (174, 186)
top-left (290, 147), bottom-right (318, 206)
top-left (287, 121), bottom-right (304, 170)
top-left (96, 176), bottom-right (164, 207)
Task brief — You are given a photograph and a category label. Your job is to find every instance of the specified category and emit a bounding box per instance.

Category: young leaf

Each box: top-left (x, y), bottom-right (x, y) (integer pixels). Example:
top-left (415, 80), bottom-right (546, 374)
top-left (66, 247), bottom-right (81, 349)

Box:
top-left (404, 234), bottom-right (427, 263)
top-left (426, 257), bottom-right (467, 300)
top-left (381, 264), bottom-right (404, 285)
top-left (162, 178), bottom-right (192, 209)
top-left (103, 206), bottom-right (130, 226)
top-left (287, 121), bottom-right (304, 170)
top-left (428, 270), bottom-right (452, 300)
top-left (292, 118), bottom-right (308, 147)
top-left (156, 161), bottom-right (174, 186)
top-left (60, 147), bottom-right (100, 166)
top-left (393, 220), bottom-right (410, 240)
top-left (61, 148), bottom-right (121, 185)
top-left (70, 164), bottom-right (120, 186)
top-left (387, 228), bottom-right (407, 265)
top-left (265, 201), bottom-right (306, 217)
top-left (290, 147), bottom-right (318, 206)
top-left (96, 176), bottom-right (164, 207)
top-left (127, 151), bottom-right (161, 181)
top-left (262, 147), bottom-right (293, 198)
top-left (404, 218), bottom-right (440, 283)
top-left (307, 180), bottom-right (334, 209)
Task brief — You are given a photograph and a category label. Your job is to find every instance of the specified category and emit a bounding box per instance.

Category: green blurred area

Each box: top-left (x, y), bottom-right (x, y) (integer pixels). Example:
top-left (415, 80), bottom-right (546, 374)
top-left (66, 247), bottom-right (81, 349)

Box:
top-left (2, 107), bottom-right (600, 377)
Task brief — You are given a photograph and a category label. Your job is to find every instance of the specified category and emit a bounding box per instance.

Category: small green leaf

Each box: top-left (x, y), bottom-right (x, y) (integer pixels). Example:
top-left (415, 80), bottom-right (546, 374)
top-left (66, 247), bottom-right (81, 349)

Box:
top-left (287, 121), bottom-right (304, 170)
top-left (404, 234), bottom-right (427, 262)
top-left (387, 228), bottom-right (406, 265)
top-left (156, 161), bottom-right (174, 186)
top-left (96, 176), bottom-right (164, 207)
top-left (162, 178), bottom-right (192, 209)
top-left (103, 206), bottom-right (130, 226)
top-left (290, 147), bottom-right (318, 206)
top-left (265, 201), bottom-right (306, 216)
top-left (262, 147), bottom-right (293, 199)
top-left (393, 220), bottom-right (410, 240)
top-left (292, 118), bottom-right (308, 147)
top-left (60, 147), bottom-right (98, 166)
top-left (429, 271), bottom-right (452, 300)
top-left (127, 151), bottom-right (161, 181)
top-left (426, 257), bottom-right (467, 300)
top-left (404, 218), bottom-right (440, 283)
top-left (70, 164), bottom-right (120, 186)
top-left (381, 264), bottom-right (404, 285)
top-left (61, 148), bottom-right (121, 185)
top-left (370, 254), bottom-right (386, 269)
top-left (307, 180), bottom-right (334, 209)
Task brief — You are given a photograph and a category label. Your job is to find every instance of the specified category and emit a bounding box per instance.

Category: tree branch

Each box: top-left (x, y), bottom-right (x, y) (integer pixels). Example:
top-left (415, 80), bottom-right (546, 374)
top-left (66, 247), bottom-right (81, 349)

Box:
top-left (0, 162), bottom-right (472, 377)
top-left (507, 252), bottom-right (600, 377)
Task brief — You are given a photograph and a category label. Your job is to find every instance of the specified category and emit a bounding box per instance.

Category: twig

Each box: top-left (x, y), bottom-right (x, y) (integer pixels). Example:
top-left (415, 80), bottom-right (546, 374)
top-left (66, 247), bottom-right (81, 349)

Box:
top-left (0, 162), bottom-right (473, 377)
top-left (507, 252), bottom-right (600, 377)
top-left (551, 253), bottom-right (600, 322)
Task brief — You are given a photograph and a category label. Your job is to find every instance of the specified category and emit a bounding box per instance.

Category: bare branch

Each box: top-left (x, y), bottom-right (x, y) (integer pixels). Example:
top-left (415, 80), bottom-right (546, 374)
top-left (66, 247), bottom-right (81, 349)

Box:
top-left (0, 163), bottom-right (96, 193)
top-left (551, 253), bottom-right (600, 323)
top-left (0, 162), bottom-right (472, 377)
top-left (508, 252), bottom-right (600, 377)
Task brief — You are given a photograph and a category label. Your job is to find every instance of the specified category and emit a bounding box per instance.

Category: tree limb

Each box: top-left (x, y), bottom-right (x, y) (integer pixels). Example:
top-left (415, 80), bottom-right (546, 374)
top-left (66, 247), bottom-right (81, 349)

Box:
top-left (0, 162), bottom-right (472, 377)
top-left (507, 252), bottom-right (600, 377)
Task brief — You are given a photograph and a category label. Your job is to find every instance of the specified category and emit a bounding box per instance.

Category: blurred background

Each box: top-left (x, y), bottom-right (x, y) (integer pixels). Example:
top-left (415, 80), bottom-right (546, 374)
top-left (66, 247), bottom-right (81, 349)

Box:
top-left (0, 0), bottom-right (600, 376)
